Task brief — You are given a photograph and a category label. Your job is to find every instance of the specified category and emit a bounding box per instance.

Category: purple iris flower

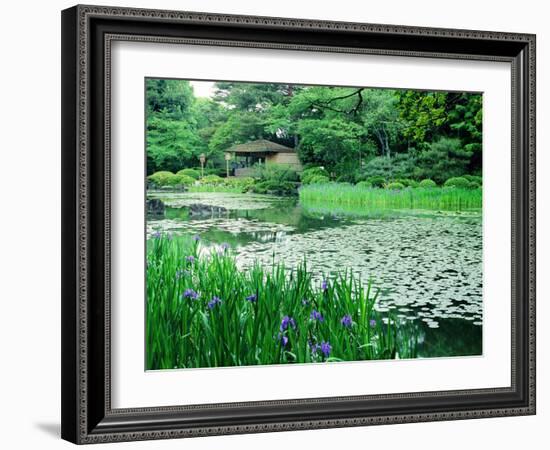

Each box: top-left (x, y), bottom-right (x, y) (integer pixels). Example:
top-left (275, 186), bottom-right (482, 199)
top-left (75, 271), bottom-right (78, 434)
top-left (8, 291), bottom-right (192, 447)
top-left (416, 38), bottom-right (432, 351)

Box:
top-left (281, 335), bottom-right (289, 347)
top-left (321, 279), bottom-right (328, 291)
top-left (309, 341), bottom-right (319, 353)
top-left (369, 319), bottom-right (377, 328)
top-left (220, 242), bottom-right (230, 251)
top-left (185, 255), bottom-right (195, 263)
top-left (320, 341), bottom-right (332, 357)
top-left (310, 310), bottom-right (324, 322)
top-left (182, 288), bottom-right (199, 300)
top-left (341, 314), bottom-right (353, 327)
top-left (193, 234), bottom-right (201, 242)
top-left (245, 294), bottom-right (257, 303)
top-left (152, 230), bottom-right (162, 239)
top-left (207, 296), bottom-right (222, 309)
top-left (280, 316), bottom-right (296, 332)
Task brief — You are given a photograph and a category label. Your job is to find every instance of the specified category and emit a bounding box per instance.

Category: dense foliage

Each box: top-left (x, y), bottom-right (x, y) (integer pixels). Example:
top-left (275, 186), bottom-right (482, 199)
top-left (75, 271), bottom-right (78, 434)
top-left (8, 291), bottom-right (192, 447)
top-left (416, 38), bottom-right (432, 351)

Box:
top-left (146, 235), bottom-right (418, 369)
top-left (146, 79), bottom-right (482, 182)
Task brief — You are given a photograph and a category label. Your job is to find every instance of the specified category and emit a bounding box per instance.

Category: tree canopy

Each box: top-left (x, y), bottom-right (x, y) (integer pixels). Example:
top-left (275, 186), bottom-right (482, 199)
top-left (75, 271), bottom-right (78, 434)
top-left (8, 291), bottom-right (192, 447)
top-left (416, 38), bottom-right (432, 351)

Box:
top-left (146, 79), bottom-right (482, 180)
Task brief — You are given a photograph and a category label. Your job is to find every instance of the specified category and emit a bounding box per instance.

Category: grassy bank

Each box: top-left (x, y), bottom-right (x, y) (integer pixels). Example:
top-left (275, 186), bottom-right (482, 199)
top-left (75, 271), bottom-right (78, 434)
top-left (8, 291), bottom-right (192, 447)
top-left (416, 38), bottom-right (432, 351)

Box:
top-left (299, 183), bottom-right (482, 211)
top-left (146, 234), bottom-right (417, 370)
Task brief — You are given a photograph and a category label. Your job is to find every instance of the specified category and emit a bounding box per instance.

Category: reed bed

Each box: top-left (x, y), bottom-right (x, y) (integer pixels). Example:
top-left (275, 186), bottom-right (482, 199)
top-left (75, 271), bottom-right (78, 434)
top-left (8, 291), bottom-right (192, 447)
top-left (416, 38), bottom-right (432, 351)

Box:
top-left (146, 234), bottom-right (417, 369)
top-left (299, 184), bottom-right (482, 211)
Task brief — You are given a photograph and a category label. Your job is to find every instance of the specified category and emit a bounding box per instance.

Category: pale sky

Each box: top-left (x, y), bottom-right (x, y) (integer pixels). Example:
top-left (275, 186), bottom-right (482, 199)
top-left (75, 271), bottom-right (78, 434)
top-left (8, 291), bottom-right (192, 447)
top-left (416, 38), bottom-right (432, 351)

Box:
top-left (189, 81), bottom-right (216, 98)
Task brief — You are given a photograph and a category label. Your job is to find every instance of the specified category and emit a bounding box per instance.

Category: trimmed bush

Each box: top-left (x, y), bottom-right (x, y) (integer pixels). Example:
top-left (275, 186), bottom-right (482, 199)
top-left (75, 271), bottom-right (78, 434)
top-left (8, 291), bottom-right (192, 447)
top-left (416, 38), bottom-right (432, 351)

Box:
top-left (419, 179), bottom-right (437, 188)
top-left (468, 181), bottom-right (481, 189)
top-left (386, 182), bottom-right (405, 190)
top-left (395, 178), bottom-right (418, 188)
top-left (148, 171), bottom-right (176, 187)
top-left (463, 174), bottom-right (482, 185)
top-left (176, 168), bottom-right (200, 180)
top-left (301, 167), bottom-right (330, 184)
top-left (308, 175), bottom-right (330, 184)
top-left (148, 172), bottom-right (195, 188)
top-left (367, 176), bottom-right (386, 188)
top-left (200, 174), bottom-right (224, 185)
top-left (355, 180), bottom-right (373, 189)
top-left (444, 177), bottom-right (471, 189)
top-left (173, 174), bottom-right (196, 186)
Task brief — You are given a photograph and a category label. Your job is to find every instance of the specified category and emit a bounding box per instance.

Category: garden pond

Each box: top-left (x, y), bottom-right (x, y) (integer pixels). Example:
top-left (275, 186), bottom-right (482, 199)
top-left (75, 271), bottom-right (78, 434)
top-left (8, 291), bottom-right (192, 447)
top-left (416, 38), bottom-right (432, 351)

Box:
top-left (147, 191), bottom-right (483, 358)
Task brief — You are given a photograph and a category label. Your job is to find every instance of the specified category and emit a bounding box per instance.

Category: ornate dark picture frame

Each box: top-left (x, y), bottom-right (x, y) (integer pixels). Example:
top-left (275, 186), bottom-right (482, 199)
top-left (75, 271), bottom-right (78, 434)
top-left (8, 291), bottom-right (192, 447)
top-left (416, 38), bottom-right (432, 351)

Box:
top-left (61, 4), bottom-right (536, 444)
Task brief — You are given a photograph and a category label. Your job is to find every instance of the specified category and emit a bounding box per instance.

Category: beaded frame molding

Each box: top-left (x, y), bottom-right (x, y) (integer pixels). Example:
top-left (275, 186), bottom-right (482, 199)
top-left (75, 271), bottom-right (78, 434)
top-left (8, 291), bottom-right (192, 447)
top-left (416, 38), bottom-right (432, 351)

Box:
top-left (61, 4), bottom-right (536, 444)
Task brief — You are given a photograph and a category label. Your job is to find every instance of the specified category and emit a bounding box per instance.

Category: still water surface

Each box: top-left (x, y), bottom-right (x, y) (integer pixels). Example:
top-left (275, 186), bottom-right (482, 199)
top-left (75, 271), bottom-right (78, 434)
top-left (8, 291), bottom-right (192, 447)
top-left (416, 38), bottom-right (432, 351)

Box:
top-left (147, 192), bottom-right (483, 357)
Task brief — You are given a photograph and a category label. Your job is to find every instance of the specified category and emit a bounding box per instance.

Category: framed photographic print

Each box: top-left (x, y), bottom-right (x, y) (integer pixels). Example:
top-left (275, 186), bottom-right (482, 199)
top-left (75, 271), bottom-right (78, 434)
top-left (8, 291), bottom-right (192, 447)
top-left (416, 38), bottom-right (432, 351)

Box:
top-left (61, 4), bottom-right (536, 444)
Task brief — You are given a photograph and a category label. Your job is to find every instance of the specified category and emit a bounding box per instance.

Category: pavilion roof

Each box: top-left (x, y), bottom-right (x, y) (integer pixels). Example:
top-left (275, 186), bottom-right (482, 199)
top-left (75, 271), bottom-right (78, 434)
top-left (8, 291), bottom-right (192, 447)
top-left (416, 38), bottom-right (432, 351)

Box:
top-left (227, 139), bottom-right (295, 154)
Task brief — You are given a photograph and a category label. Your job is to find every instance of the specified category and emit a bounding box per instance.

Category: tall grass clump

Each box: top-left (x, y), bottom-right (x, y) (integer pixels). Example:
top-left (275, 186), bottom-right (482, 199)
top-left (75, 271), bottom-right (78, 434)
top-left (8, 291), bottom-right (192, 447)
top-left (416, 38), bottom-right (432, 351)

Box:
top-left (299, 183), bottom-right (481, 211)
top-left (146, 234), bottom-right (417, 369)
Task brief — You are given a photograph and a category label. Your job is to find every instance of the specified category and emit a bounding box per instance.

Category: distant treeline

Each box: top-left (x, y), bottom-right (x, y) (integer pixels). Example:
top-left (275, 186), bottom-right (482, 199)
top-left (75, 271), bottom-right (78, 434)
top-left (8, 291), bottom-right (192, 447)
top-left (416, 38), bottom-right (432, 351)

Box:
top-left (146, 79), bottom-right (482, 184)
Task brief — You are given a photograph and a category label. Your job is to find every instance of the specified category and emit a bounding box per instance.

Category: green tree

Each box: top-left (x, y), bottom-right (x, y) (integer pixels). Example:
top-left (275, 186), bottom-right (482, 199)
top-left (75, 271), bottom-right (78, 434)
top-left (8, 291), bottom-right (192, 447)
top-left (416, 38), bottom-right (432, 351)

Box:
top-left (358, 89), bottom-right (402, 157)
top-left (414, 137), bottom-right (472, 184)
top-left (214, 82), bottom-right (297, 111)
top-left (208, 112), bottom-right (268, 154)
top-left (146, 112), bottom-right (203, 173)
top-left (146, 78), bottom-right (195, 119)
top-left (297, 117), bottom-right (366, 169)
top-left (146, 79), bottom-right (201, 173)
top-left (397, 90), bottom-right (448, 145)
top-left (446, 93), bottom-right (482, 173)
top-left (145, 78), bottom-right (484, 181)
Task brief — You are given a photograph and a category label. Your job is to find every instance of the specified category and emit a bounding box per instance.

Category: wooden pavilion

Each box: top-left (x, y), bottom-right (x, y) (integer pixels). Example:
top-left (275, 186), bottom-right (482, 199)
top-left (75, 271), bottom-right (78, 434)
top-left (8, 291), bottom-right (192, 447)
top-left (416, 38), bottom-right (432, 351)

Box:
top-left (226, 139), bottom-right (302, 176)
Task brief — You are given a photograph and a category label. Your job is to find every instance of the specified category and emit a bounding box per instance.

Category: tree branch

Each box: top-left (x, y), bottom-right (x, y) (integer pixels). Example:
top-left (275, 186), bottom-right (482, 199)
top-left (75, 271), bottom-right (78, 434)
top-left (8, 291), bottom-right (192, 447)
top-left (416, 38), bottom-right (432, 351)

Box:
top-left (305, 88), bottom-right (365, 115)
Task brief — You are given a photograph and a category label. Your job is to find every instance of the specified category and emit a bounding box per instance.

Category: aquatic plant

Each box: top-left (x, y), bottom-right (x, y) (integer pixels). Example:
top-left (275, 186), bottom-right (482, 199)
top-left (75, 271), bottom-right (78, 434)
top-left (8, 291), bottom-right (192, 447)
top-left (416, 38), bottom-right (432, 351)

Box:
top-left (299, 183), bottom-right (481, 211)
top-left (146, 234), bottom-right (417, 369)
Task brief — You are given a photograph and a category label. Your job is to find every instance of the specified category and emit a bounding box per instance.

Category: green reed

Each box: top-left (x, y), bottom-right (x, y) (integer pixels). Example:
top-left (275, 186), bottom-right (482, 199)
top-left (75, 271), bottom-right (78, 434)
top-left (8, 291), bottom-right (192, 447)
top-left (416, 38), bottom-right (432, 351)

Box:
top-left (299, 184), bottom-right (482, 211)
top-left (146, 234), bottom-right (417, 370)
